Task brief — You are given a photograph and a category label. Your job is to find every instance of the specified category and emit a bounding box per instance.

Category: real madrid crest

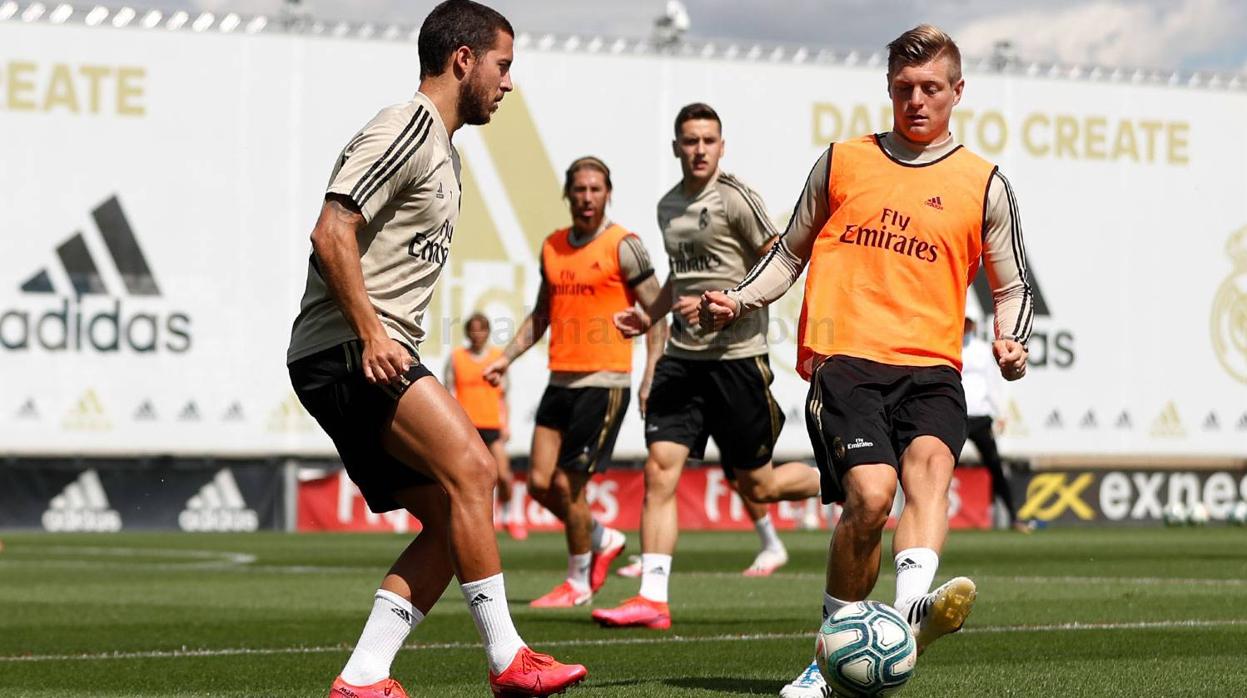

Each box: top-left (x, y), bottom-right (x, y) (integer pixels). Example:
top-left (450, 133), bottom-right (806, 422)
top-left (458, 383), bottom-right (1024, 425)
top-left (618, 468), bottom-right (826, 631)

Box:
top-left (1211, 226), bottom-right (1247, 384)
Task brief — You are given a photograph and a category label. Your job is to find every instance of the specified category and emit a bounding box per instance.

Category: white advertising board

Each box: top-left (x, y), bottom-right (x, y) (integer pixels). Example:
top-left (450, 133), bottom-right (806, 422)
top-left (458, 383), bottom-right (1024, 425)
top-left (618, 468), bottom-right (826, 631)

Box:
top-left (1, 22), bottom-right (1244, 458)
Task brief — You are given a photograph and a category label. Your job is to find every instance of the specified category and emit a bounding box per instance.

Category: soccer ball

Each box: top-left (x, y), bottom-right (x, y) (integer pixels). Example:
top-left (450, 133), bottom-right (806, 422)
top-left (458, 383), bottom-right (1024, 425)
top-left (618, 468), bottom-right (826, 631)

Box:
top-left (1188, 502), bottom-right (1210, 526)
top-left (815, 601), bottom-right (917, 696)
top-left (1229, 501), bottom-right (1247, 526)
top-left (1163, 502), bottom-right (1189, 526)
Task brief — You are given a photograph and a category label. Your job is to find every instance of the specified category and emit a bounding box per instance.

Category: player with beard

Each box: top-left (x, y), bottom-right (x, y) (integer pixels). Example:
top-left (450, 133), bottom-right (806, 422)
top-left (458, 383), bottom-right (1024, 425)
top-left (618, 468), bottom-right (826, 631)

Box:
top-left (486, 157), bottom-right (663, 609)
top-left (286, 2), bottom-right (586, 695)
top-left (697, 26), bottom-right (1034, 697)
top-left (592, 103), bottom-right (821, 631)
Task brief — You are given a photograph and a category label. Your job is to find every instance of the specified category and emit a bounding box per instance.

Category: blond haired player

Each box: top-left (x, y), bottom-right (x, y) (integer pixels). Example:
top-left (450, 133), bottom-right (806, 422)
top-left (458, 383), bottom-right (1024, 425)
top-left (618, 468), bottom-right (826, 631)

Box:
top-left (697, 26), bottom-right (1034, 696)
top-left (286, 2), bottom-right (585, 695)
top-left (486, 157), bottom-right (663, 608)
top-left (445, 312), bottom-right (526, 540)
top-left (593, 103), bottom-right (820, 631)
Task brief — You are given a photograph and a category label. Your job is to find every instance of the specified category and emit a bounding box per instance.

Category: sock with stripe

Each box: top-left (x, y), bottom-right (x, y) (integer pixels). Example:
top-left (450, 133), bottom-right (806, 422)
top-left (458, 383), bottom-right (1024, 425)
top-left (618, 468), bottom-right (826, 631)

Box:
top-left (590, 519), bottom-right (606, 550)
top-left (340, 589), bottom-right (423, 686)
top-left (567, 552), bottom-right (592, 592)
top-left (638, 553), bottom-right (672, 603)
top-left (460, 573), bottom-right (526, 674)
top-left (893, 547), bottom-right (940, 623)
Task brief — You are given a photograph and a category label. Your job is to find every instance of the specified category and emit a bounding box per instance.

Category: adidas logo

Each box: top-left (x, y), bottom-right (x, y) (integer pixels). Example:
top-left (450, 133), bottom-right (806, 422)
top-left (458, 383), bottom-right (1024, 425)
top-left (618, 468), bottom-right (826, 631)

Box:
top-left (469, 593), bottom-right (492, 607)
top-left (267, 393), bottom-right (315, 433)
top-left (924, 195), bottom-right (944, 210)
top-left (3, 195), bottom-right (192, 354)
top-left (178, 401), bottom-right (201, 422)
top-left (1149, 401), bottom-right (1185, 438)
top-left (178, 469), bottom-right (259, 532)
top-left (1045, 410), bottom-right (1063, 429)
top-left (16, 398), bottom-right (39, 420)
top-left (64, 388), bottom-right (111, 431)
top-left (1115, 411), bottom-right (1132, 429)
top-left (134, 400), bottom-right (158, 421)
top-left (42, 469), bottom-right (122, 532)
top-left (896, 557), bottom-right (920, 571)
top-left (1202, 412), bottom-right (1220, 431)
top-left (222, 402), bottom-right (245, 422)
top-left (1079, 410), bottom-right (1097, 429)
top-left (391, 607), bottom-right (414, 624)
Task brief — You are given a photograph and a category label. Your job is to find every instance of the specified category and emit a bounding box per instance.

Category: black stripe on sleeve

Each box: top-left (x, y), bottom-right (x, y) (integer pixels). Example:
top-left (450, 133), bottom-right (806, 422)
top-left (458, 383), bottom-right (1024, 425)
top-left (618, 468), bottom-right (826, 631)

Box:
top-left (995, 171), bottom-right (1034, 342)
top-left (356, 111), bottom-right (433, 208)
top-left (349, 106), bottom-right (426, 203)
top-left (732, 236), bottom-right (784, 292)
top-left (718, 173), bottom-right (779, 238)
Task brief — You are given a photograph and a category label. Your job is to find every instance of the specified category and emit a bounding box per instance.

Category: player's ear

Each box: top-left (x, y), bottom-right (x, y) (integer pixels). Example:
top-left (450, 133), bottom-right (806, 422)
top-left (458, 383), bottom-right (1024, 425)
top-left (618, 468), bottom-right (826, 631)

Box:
top-left (451, 45), bottom-right (476, 79)
top-left (671, 139), bottom-right (679, 159)
top-left (952, 78), bottom-right (965, 105)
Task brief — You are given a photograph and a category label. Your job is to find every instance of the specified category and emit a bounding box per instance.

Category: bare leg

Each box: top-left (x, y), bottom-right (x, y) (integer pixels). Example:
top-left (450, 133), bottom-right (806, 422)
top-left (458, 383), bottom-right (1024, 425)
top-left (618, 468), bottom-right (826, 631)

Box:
top-left (381, 484), bottom-right (455, 613)
top-left (490, 439), bottom-right (514, 507)
top-left (734, 460), bottom-right (820, 503)
top-left (893, 436), bottom-right (956, 555)
top-left (561, 470), bottom-right (594, 556)
top-left (640, 441), bottom-right (690, 555)
top-left (380, 377), bottom-right (499, 582)
top-left (825, 463), bottom-right (897, 601)
top-left (527, 426), bottom-right (566, 518)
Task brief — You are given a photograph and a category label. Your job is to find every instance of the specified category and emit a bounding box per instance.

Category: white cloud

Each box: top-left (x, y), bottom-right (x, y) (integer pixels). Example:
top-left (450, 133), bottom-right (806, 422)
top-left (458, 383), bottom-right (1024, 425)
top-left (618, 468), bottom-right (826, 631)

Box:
top-left (953, 0), bottom-right (1247, 70)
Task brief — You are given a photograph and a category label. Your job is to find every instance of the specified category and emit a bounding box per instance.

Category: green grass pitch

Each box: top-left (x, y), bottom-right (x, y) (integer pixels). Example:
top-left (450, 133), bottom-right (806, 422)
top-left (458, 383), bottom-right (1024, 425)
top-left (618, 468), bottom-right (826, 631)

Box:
top-left (2, 528), bottom-right (1246, 696)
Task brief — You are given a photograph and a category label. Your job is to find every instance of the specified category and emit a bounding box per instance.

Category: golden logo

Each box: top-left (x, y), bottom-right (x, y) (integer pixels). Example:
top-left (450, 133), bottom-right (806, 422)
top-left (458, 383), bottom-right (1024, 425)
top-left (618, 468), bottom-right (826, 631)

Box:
top-left (1002, 399), bottom-right (1028, 437)
top-left (1017, 473), bottom-right (1095, 521)
top-left (266, 393), bottom-right (315, 433)
top-left (1149, 401), bottom-right (1185, 438)
top-left (1211, 226), bottom-right (1247, 384)
top-left (63, 388), bottom-right (112, 431)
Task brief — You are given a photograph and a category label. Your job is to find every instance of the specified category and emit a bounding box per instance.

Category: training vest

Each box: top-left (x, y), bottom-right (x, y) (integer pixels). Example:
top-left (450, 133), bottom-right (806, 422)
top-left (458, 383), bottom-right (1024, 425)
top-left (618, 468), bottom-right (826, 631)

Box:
top-left (451, 346), bottom-right (504, 429)
top-left (797, 135), bottom-right (997, 378)
top-left (542, 224), bottom-right (636, 373)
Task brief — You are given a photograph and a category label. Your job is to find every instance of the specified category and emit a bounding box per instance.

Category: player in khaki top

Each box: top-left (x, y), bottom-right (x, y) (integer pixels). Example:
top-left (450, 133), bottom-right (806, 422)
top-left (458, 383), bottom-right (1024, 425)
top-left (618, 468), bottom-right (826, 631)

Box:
top-left (285, 3), bottom-right (585, 696)
top-left (486, 157), bottom-right (662, 609)
top-left (698, 26), bottom-right (1033, 697)
top-left (592, 104), bottom-right (821, 631)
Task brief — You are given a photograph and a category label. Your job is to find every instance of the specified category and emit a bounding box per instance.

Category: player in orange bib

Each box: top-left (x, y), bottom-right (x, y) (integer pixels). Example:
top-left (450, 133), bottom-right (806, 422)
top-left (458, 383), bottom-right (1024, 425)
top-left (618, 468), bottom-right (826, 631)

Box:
top-left (486, 157), bottom-right (664, 608)
top-left (445, 313), bottom-right (526, 540)
top-left (699, 26), bottom-right (1035, 697)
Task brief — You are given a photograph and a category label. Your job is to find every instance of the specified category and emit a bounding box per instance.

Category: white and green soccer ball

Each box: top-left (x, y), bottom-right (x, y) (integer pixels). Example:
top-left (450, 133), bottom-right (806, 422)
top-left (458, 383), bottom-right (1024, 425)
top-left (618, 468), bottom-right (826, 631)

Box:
top-left (815, 600), bottom-right (917, 697)
top-left (1188, 502), bottom-right (1210, 526)
top-left (1230, 501), bottom-right (1247, 526)
top-left (1163, 502), bottom-right (1189, 526)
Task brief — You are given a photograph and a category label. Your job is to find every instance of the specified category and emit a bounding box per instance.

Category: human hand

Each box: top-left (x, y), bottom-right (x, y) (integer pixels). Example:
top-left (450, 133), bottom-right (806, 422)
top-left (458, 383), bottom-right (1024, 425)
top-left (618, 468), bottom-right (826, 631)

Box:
top-left (361, 337), bottom-right (412, 384)
top-left (698, 291), bottom-right (739, 331)
top-left (614, 307), bottom-right (652, 338)
top-left (993, 339), bottom-right (1027, 381)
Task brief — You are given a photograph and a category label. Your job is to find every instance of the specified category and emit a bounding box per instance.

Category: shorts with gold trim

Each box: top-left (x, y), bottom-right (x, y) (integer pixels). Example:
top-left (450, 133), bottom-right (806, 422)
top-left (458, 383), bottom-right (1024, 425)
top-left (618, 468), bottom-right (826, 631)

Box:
top-left (535, 385), bottom-right (630, 473)
top-left (288, 340), bottom-right (436, 514)
top-left (805, 355), bottom-right (967, 504)
top-left (645, 354), bottom-right (785, 473)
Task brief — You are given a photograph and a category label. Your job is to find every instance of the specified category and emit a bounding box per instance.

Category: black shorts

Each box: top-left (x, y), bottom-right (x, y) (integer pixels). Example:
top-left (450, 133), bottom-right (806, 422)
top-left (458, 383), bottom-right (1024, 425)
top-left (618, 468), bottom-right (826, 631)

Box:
top-left (645, 355), bottom-right (785, 472)
top-left (477, 428), bottom-right (502, 446)
top-left (806, 355), bottom-right (967, 504)
top-left (289, 340), bottom-right (435, 513)
top-left (534, 385), bottom-right (630, 473)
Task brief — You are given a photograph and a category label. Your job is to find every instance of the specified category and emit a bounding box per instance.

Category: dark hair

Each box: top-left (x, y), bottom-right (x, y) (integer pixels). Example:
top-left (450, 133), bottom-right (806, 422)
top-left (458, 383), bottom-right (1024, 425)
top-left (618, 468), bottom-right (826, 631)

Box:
top-left (464, 312), bottom-right (490, 334)
top-left (418, 0), bottom-right (514, 79)
top-left (562, 156), bottom-right (612, 199)
top-left (674, 102), bottom-right (722, 137)
top-left (886, 24), bottom-right (962, 84)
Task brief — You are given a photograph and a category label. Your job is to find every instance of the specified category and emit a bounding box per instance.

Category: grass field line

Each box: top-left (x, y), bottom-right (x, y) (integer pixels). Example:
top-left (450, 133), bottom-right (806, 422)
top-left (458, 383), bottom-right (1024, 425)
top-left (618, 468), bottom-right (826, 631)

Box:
top-left (5, 618), bottom-right (1246, 664)
top-left (6, 554), bottom-right (1247, 590)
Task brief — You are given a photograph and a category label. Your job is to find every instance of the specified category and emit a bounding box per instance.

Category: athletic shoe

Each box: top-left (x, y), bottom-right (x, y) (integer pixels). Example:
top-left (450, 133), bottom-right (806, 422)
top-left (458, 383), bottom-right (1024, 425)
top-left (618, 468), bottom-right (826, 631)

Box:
top-left (616, 556), bottom-right (643, 578)
top-left (530, 581), bottom-right (592, 608)
top-left (778, 660), bottom-right (832, 697)
top-left (743, 548), bottom-right (789, 577)
top-left (329, 676), bottom-right (410, 698)
top-left (589, 528), bottom-right (626, 592)
top-left (507, 519), bottom-right (529, 541)
top-left (907, 576), bottom-right (977, 654)
top-left (488, 646), bottom-right (588, 697)
top-left (1011, 520), bottom-right (1036, 534)
top-left (591, 595), bottom-right (671, 630)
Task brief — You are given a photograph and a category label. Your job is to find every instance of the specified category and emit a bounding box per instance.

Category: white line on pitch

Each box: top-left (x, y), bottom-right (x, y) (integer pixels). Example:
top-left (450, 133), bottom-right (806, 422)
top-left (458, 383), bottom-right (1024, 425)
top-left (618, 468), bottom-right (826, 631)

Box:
top-left (4, 619), bottom-right (1245, 664)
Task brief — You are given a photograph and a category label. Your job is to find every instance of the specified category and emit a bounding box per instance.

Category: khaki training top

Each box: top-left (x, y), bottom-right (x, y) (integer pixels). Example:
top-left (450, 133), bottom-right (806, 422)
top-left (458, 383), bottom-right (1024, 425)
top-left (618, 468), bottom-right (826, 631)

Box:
top-left (288, 91), bottom-right (460, 364)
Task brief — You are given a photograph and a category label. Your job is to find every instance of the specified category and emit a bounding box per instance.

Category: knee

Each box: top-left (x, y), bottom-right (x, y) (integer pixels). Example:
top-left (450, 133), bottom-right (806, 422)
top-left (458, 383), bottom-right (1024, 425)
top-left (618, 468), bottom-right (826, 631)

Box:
top-left (843, 485), bottom-right (896, 530)
top-left (643, 458), bottom-right (679, 501)
top-left (737, 477), bottom-right (779, 503)
top-left (445, 449), bottom-right (497, 498)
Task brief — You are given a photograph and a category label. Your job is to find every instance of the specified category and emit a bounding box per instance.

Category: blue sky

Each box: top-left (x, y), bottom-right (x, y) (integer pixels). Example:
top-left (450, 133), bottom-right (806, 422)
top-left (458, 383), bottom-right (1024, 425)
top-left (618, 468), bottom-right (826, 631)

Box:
top-left (137, 0), bottom-right (1247, 74)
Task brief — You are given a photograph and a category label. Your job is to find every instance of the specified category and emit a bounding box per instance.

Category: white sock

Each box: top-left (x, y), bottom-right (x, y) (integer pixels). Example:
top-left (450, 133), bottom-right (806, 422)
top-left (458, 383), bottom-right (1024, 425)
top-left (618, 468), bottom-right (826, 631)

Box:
top-left (567, 552), bottom-right (592, 591)
top-left (638, 553), bottom-right (672, 603)
top-left (590, 519), bottom-right (606, 550)
top-left (460, 573), bottom-right (526, 674)
top-left (754, 513), bottom-right (785, 553)
top-left (341, 589), bottom-right (423, 686)
top-left (822, 592), bottom-right (848, 621)
top-left (893, 547), bottom-right (940, 615)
